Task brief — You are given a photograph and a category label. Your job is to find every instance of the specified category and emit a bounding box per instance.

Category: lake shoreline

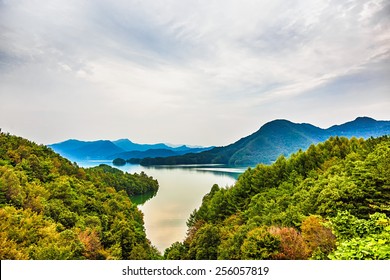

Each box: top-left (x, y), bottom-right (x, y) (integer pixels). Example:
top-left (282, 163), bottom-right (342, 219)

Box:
top-left (76, 160), bottom-right (245, 252)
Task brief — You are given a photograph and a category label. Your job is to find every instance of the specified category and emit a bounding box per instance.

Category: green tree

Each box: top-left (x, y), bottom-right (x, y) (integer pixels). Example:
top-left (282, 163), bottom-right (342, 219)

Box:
top-left (164, 242), bottom-right (188, 260)
top-left (188, 224), bottom-right (220, 260)
top-left (241, 227), bottom-right (280, 260)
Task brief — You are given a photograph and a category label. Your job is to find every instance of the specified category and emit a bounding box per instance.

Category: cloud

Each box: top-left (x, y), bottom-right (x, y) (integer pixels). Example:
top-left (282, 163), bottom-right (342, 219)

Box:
top-left (0, 0), bottom-right (389, 145)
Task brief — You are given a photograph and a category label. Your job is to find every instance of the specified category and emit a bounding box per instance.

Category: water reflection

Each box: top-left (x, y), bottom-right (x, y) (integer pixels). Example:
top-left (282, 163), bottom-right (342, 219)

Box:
top-left (77, 161), bottom-right (245, 252)
top-left (130, 191), bottom-right (157, 206)
top-left (142, 164), bottom-right (247, 180)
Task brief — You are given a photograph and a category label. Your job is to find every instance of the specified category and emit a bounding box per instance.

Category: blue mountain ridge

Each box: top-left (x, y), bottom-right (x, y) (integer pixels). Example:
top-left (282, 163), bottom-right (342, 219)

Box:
top-left (49, 117), bottom-right (390, 165)
top-left (49, 139), bottom-right (213, 161)
top-left (137, 117), bottom-right (390, 166)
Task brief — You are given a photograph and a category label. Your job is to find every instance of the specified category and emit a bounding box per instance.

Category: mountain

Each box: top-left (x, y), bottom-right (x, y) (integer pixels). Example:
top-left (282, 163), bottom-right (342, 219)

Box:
top-left (139, 117), bottom-right (390, 166)
top-left (112, 139), bottom-right (207, 155)
top-left (112, 139), bottom-right (172, 152)
top-left (112, 147), bottom-right (212, 161)
top-left (327, 117), bottom-right (390, 138)
top-left (113, 148), bottom-right (181, 160)
top-left (49, 139), bottom-right (212, 161)
top-left (49, 139), bottom-right (125, 161)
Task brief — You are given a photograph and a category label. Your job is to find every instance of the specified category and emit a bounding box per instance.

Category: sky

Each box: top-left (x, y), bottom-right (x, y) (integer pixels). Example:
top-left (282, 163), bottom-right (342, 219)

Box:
top-left (1, 0), bottom-right (389, 147)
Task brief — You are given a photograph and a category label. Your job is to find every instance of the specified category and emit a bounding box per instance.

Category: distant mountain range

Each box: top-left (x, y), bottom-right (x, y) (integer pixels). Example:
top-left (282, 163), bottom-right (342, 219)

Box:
top-left (49, 117), bottom-right (390, 166)
top-left (49, 139), bottom-right (213, 161)
top-left (136, 117), bottom-right (390, 166)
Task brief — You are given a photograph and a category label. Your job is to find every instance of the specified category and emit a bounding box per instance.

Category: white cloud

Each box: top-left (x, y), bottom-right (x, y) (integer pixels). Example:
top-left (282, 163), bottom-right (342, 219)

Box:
top-left (0, 0), bottom-right (389, 145)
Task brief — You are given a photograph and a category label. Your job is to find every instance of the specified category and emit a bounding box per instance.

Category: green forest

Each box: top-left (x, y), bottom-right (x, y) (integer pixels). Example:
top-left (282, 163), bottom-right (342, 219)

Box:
top-left (164, 136), bottom-right (390, 260)
top-left (1, 132), bottom-right (389, 260)
top-left (0, 133), bottom-right (160, 259)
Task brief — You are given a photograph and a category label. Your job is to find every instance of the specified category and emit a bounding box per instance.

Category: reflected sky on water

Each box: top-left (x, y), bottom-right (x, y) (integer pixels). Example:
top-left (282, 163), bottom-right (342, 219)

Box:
top-left (77, 161), bottom-right (247, 252)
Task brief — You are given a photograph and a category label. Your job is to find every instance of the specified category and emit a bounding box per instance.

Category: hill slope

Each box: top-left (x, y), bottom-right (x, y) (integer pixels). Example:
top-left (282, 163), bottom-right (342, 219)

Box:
top-left (327, 117), bottom-right (390, 137)
top-left (140, 117), bottom-right (390, 166)
top-left (164, 136), bottom-right (390, 260)
top-left (0, 132), bottom-right (160, 259)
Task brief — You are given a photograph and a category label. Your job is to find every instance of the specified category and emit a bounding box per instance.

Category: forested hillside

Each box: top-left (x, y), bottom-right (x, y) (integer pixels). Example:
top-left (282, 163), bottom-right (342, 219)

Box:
top-left (164, 136), bottom-right (390, 260)
top-left (140, 117), bottom-right (390, 166)
top-left (0, 133), bottom-right (160, 259)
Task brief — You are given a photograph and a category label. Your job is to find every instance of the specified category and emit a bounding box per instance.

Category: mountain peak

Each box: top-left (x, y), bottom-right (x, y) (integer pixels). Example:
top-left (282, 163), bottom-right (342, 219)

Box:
top-left (259, 119), bottom-right (320, 135)
top-left (113, 138), bottom-right (134, 144)
top-left (354, 116), bottom-right (376, 123)
top-left (265, 119), bottom-right (293, 125)
top-left (330, 116), bottom-right (378, 128)
top-left (260, 119), bottom-right (294, 131)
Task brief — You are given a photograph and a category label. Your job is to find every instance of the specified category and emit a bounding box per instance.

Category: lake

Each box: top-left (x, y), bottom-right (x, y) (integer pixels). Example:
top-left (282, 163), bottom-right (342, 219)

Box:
top-left (77, 160), bottom-right (247, 252)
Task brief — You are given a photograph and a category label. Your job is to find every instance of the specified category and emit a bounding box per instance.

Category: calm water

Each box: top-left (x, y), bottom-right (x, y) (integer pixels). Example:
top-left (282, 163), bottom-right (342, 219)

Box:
top-left (77, 160), bottom-right (246, 252)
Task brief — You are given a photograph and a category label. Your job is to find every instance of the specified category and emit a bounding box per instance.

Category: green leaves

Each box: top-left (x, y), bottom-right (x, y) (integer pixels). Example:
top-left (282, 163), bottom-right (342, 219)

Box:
top-left (187, 224), bottom-right (221, 260)
top-left (328, 211), bottom-right (390, 260)
top-left (240, 227), bottom-right (280, 260)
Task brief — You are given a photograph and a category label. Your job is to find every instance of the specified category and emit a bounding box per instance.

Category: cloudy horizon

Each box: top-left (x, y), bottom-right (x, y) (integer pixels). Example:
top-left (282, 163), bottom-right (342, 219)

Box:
top-left (1, 0), bottom-right (389, 147)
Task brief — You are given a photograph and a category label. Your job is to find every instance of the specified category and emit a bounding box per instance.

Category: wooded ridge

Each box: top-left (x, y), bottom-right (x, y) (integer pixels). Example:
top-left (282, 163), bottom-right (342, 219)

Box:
top-left (164, 135), bottom-right (390, 260)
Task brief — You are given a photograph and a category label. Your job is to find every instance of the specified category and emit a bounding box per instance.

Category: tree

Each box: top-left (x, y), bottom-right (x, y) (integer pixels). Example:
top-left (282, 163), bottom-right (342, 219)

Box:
top-left (301, 215), bottom-right (336, 259)
top-left (188, 224), bottom-right (220, 260)
top-left (269, 227), bottom-right (310, 259)
top-left (241, 227), bottom-right (280, 260)
top-left (164, 242), bottom-right (187, 260)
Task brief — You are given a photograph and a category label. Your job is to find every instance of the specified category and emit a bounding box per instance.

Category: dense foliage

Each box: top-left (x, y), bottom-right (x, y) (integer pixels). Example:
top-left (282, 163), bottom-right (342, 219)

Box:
top-left (113, 158), bottom-right (126, 166)
top-left (0, 133), bottom-right (160, 259)
top-left (164, 136), bottom-right (390, 260)
top-left (86, 164), bottom-right (158, 196)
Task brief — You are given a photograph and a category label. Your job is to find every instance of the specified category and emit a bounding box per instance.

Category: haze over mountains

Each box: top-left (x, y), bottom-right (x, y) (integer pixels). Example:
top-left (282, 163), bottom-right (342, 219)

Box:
top-left (49, 117), bottom-right (390, 166)
top-left (49, 138), bottom-right (213, 161)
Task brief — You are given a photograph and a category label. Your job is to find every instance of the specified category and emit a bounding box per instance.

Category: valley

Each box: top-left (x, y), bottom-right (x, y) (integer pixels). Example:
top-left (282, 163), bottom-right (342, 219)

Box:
top-left (1, 117), bottom-right (389, 260)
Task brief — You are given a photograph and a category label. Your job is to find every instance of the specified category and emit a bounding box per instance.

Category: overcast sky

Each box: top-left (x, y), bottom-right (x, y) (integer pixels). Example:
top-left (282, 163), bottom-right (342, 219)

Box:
top-left (1, 0), bottom-right (389, 146)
